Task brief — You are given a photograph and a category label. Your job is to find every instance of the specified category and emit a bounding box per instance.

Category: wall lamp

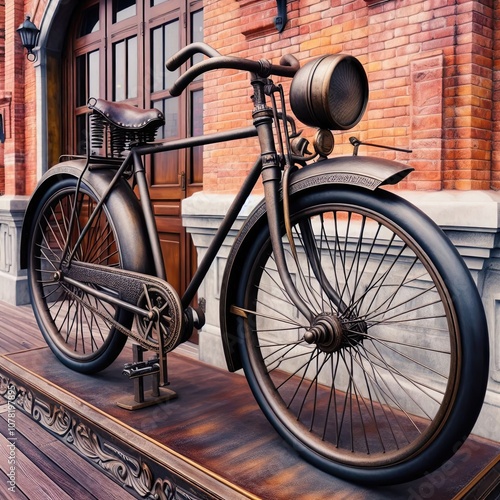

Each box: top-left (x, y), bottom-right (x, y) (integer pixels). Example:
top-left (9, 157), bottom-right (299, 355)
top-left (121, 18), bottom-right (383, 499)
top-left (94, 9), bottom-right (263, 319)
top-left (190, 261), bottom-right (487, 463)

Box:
top-left (17, 15), bottom-right (40, 62)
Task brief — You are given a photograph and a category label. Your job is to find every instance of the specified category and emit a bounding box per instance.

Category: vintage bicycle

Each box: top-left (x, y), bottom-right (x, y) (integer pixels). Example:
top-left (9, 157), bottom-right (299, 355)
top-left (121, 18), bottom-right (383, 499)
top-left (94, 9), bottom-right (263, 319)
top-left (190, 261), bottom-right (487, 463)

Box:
top-left (20, 43), bottom-right (489, 485)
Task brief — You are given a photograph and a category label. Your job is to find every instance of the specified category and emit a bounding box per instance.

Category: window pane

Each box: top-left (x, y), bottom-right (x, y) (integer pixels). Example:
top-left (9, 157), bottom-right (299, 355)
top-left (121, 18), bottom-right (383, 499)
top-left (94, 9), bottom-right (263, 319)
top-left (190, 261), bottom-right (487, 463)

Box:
top-left (88, 50), bottom-right (100, 99)
top-left (114, 41), bottom-right (126, 101)
top-left (191, 90), bottom-right (203, 137)
top-left (151, 20), bottom-right (179, 93)
top-left (127, 37), bottom-right (138, 99)
top-left (191, 10), bottom-right (204, 68)
top-left (79, 4), bottom-right (100, 37)
top-left (152, 26), bottom-right (164, 93)
top-left (76, 55), bottom-right (87, 107)
top-left (165, 21), bottom-right (179, 89)
top-left (153, 98), bottom-right (179, 139)
top-left (151, 0), bottom-right (167, 5)
top-left (113, 36), bottom-right (137, 101)
top-left (113, 0), bottom-right (136, 23)
top-left (191, 90), bottom-right (203, 184)
top-left (76, 114), bottom-right (87, 155)
top-left (165, 98), bottom-right (179, 138)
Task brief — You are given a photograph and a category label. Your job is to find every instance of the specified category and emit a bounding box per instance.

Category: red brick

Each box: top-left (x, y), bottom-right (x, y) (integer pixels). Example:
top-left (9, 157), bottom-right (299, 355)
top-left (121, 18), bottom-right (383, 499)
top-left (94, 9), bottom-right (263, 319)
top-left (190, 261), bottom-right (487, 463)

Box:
top-left (0, 0), bottom-right (497, 194)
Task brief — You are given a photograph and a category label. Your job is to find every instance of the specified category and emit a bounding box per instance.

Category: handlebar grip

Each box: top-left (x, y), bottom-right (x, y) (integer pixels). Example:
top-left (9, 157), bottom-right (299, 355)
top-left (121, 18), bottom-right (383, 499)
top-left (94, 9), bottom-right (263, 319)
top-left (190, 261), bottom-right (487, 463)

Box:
top-left (166, 42), bottom-right (222, 71)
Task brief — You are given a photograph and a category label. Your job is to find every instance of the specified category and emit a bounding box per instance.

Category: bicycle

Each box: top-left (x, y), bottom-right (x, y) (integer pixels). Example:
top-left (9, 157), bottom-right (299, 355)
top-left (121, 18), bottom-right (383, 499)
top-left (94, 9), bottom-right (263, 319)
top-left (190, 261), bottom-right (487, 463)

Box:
top-left (20, 42), bottom-right (489, 486)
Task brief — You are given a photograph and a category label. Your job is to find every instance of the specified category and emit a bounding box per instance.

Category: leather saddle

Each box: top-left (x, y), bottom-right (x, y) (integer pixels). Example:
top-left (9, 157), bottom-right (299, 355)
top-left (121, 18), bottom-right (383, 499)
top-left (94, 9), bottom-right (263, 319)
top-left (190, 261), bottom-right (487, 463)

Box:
top-left (88, 97), bottom-right (165, 131)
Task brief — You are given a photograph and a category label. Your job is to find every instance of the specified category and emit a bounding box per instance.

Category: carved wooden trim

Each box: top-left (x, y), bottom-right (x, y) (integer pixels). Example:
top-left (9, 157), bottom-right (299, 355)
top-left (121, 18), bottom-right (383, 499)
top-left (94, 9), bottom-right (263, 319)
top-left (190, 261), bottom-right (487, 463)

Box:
top-left (0, 375), bottom-right (197, 500)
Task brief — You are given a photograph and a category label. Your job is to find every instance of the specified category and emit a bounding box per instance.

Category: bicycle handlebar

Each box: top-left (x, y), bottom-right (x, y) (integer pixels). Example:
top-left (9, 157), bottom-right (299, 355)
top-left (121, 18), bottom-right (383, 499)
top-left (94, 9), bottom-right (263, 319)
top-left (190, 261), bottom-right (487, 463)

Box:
top-left (166, 42), bottom-right (222, 71)
top-left (167, 43), bottom-right (300, 97)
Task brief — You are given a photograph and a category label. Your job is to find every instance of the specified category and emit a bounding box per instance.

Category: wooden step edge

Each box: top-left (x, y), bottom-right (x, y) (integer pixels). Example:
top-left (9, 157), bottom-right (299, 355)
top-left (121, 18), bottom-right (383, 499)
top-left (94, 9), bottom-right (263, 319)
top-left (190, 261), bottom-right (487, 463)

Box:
top-left (454, 453), bottom-right (500, 500)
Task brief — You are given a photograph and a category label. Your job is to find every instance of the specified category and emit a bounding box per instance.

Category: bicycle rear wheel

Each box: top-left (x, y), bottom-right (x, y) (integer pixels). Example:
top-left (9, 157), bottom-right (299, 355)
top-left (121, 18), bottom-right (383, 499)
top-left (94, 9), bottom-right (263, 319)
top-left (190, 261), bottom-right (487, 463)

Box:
top-left (27, 176), bottom-right (143, 373)
top-left (234, 185), bottom-right (488, 485)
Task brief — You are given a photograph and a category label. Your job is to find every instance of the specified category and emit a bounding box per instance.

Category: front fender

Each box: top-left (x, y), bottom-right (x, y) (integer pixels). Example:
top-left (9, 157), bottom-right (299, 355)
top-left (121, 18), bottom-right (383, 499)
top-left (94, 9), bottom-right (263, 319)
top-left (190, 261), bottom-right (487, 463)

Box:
top-left (220, 155), bottom-right (413, 372)
top-left (289, 155), bottom-right (413, 192)
top-left (20, 160), bottom-right (151, 271)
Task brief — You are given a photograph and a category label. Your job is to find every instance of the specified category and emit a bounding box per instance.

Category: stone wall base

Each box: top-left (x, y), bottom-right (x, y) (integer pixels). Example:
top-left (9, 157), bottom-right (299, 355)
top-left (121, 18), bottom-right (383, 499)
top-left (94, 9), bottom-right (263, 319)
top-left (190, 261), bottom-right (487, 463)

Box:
top-left (0, 196), bottom-right (29, 305)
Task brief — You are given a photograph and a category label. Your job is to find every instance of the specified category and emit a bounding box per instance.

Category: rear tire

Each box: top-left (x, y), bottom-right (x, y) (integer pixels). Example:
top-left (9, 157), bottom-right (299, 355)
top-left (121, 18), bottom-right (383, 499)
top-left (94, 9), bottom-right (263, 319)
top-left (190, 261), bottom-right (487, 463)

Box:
top-left (233, 184), bottom-right (488, 485)
top-left (27, 177), bottom-right (139, 373)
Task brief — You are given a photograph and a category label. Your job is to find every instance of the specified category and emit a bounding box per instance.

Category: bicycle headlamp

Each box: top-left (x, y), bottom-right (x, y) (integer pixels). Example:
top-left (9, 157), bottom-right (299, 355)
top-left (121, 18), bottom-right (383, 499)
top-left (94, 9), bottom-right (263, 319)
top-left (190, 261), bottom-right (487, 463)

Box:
top-left (290, 54), bottom-right (368, 130)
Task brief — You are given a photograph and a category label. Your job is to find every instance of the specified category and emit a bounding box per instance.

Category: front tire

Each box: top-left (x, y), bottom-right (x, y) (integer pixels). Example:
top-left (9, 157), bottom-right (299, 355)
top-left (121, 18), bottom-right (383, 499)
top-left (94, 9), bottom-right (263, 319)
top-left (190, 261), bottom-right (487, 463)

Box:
top-left (233, 185), bottom-right (488, 485)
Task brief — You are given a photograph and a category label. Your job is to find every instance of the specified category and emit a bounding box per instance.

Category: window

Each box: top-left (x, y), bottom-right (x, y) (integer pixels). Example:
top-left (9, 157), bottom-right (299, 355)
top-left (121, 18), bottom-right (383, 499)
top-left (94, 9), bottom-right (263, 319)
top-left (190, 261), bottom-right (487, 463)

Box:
top-left (66, 0), bottom-right (202, 162)
top-left (113, 0), bottom-right (136, 23)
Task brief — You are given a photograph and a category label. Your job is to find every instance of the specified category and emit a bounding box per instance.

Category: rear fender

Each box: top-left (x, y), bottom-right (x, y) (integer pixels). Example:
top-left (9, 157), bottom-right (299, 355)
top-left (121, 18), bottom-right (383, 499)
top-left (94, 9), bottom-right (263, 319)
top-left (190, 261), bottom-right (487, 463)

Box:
top-left (219, 155), bottom-right (413, 372)
top-left (20, 160), bottom-right (153, 273)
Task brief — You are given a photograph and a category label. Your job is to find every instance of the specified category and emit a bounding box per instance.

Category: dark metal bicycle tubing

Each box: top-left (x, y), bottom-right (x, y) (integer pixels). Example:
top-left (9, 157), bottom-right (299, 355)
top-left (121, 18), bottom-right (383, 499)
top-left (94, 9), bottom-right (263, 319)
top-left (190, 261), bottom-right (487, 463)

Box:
top-left (132, 150), bottom-right (167, 281)
top-left (181, 158), bottom-right (263, 309)
top-left (131, 126), bottom-right (258, 157)
top-left (251, 75), bottom-right (314, 322)
top-left (65, 153), bottom-right (135, 265)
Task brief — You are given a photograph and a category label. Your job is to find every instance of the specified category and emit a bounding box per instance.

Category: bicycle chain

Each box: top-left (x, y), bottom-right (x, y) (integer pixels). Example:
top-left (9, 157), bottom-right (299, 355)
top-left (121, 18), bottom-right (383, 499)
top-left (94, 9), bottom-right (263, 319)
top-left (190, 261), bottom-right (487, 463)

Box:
top-left (61, 262), bottom-right (184, 353)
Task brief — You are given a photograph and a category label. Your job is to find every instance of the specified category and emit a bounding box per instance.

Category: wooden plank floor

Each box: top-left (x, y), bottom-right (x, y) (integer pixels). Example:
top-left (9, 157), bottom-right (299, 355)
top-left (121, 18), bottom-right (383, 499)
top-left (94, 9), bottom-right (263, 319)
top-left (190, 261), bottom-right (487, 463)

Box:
top-left (0, 301), bottom-right (136, 499)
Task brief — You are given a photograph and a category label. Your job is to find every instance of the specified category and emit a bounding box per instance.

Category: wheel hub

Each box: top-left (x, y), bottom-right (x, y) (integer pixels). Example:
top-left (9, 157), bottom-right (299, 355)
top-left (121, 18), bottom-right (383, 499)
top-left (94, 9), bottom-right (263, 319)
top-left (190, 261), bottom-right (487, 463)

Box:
top-left (135, 283), bottom-right (183, 353)
top-left (304, 313), bottom-right (366, 352)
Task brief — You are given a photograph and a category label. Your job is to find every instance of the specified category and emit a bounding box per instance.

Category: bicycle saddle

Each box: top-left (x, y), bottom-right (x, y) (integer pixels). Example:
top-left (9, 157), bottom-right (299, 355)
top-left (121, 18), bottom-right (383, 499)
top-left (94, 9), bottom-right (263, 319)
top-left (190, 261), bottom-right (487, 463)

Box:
top-left (88, 97), bottom-right (165, 131)
top-left (88, 98), bottom-right (165, 156)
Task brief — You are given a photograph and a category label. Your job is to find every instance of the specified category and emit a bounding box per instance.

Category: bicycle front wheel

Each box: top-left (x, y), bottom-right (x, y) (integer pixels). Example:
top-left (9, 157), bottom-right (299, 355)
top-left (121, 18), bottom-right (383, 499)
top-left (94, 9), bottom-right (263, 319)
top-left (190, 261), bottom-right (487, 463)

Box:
top-left (234, 185), bottom-right (488, 485)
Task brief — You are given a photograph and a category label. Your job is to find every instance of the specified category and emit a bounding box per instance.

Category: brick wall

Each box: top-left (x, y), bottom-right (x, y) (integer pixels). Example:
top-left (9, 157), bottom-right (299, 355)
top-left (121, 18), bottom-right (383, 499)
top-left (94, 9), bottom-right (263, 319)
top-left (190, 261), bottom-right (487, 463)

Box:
top-left (0, 0), bottom-right (46, 197)
top-left (493, 0), bottom-right (500, 189)
top-left (2, 1), bottom-right (26, 196)
top-left (204, 0), bottom-right (496, 192)
top-left (24, 0), bottom-right (48, 194)
top-left (2, 0), bottom-right (498, 196)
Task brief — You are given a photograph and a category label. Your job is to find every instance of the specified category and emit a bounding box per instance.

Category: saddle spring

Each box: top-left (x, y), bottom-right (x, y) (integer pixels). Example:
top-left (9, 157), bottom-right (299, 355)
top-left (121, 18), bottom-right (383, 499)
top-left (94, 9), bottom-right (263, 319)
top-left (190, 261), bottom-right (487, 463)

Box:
top-left (90, 113), bottom-right (161, 158)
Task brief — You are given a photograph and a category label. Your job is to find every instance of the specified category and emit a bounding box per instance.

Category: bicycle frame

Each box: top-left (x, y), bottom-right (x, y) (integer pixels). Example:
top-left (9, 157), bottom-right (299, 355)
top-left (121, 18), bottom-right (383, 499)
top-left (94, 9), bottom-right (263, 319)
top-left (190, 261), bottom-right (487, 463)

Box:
top-left (19, 46), bottom-right (413, 352)
top-left (88, 125), bottom-right (261, 303)
top-left (63, 73), bottom-right (311, 322)
top-left (126, 135), bottom-right (264, 310)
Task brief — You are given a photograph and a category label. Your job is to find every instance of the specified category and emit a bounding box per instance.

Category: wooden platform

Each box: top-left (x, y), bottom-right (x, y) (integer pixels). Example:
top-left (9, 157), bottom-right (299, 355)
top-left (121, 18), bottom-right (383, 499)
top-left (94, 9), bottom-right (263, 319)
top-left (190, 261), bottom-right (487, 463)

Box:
top-left (0, 301), bottom-right (500, 499)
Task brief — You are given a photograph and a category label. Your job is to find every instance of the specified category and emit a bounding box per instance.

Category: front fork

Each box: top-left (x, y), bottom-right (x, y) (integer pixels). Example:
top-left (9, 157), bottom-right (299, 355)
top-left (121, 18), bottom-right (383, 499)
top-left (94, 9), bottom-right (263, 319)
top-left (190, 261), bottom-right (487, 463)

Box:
top-left (251, 76), bottom-right (314, 323)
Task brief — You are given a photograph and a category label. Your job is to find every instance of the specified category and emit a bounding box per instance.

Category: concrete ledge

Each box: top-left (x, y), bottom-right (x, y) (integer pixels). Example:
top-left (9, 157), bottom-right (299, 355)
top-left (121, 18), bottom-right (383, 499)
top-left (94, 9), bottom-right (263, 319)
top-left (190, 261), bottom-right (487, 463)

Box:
top-left (400, 190), bottom-right (500, 230)
top-left (0, 196), bottom-right (29, 305)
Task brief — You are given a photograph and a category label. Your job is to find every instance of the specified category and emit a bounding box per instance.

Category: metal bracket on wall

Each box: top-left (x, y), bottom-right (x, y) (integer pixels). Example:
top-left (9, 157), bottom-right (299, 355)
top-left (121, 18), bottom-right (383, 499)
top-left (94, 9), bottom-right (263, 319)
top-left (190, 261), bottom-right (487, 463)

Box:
top-left (274, 0), bottom-right (288, 33)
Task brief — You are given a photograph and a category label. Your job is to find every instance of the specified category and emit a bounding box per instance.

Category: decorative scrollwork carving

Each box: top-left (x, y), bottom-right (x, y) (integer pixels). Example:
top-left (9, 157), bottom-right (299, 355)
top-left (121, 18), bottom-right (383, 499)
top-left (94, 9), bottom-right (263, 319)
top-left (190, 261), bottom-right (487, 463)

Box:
top-left (1, 374), bottom-right (193, 499)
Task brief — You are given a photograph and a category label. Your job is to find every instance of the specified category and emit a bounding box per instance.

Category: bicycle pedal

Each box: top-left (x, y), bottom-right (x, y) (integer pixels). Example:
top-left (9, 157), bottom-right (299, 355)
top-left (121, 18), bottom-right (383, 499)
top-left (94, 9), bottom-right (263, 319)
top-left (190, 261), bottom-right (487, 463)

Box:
top-left (122, 358), bottom-right (159, 378)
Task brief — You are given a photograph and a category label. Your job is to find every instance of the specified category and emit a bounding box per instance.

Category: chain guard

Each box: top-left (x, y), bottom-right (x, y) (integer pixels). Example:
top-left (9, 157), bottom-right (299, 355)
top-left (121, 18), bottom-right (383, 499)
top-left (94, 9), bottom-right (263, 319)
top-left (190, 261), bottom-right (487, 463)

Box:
top-left (64, 262), bottom-right (183, 353)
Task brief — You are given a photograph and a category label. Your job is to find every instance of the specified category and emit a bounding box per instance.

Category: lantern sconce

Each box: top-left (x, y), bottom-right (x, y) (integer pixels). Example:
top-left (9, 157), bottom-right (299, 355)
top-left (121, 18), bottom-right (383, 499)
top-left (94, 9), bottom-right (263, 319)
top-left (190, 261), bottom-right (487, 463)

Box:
top-left (274, 0), bottom-right (288, 33)
top-left (17, 15), bottom-right (40, 62)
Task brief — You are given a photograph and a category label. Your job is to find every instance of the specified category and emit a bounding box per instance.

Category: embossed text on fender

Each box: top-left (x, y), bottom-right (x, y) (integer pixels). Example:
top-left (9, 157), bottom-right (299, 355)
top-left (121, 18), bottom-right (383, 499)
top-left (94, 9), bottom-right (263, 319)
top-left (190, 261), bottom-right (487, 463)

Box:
top-left (322, 173), bottom-right (380, 189)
